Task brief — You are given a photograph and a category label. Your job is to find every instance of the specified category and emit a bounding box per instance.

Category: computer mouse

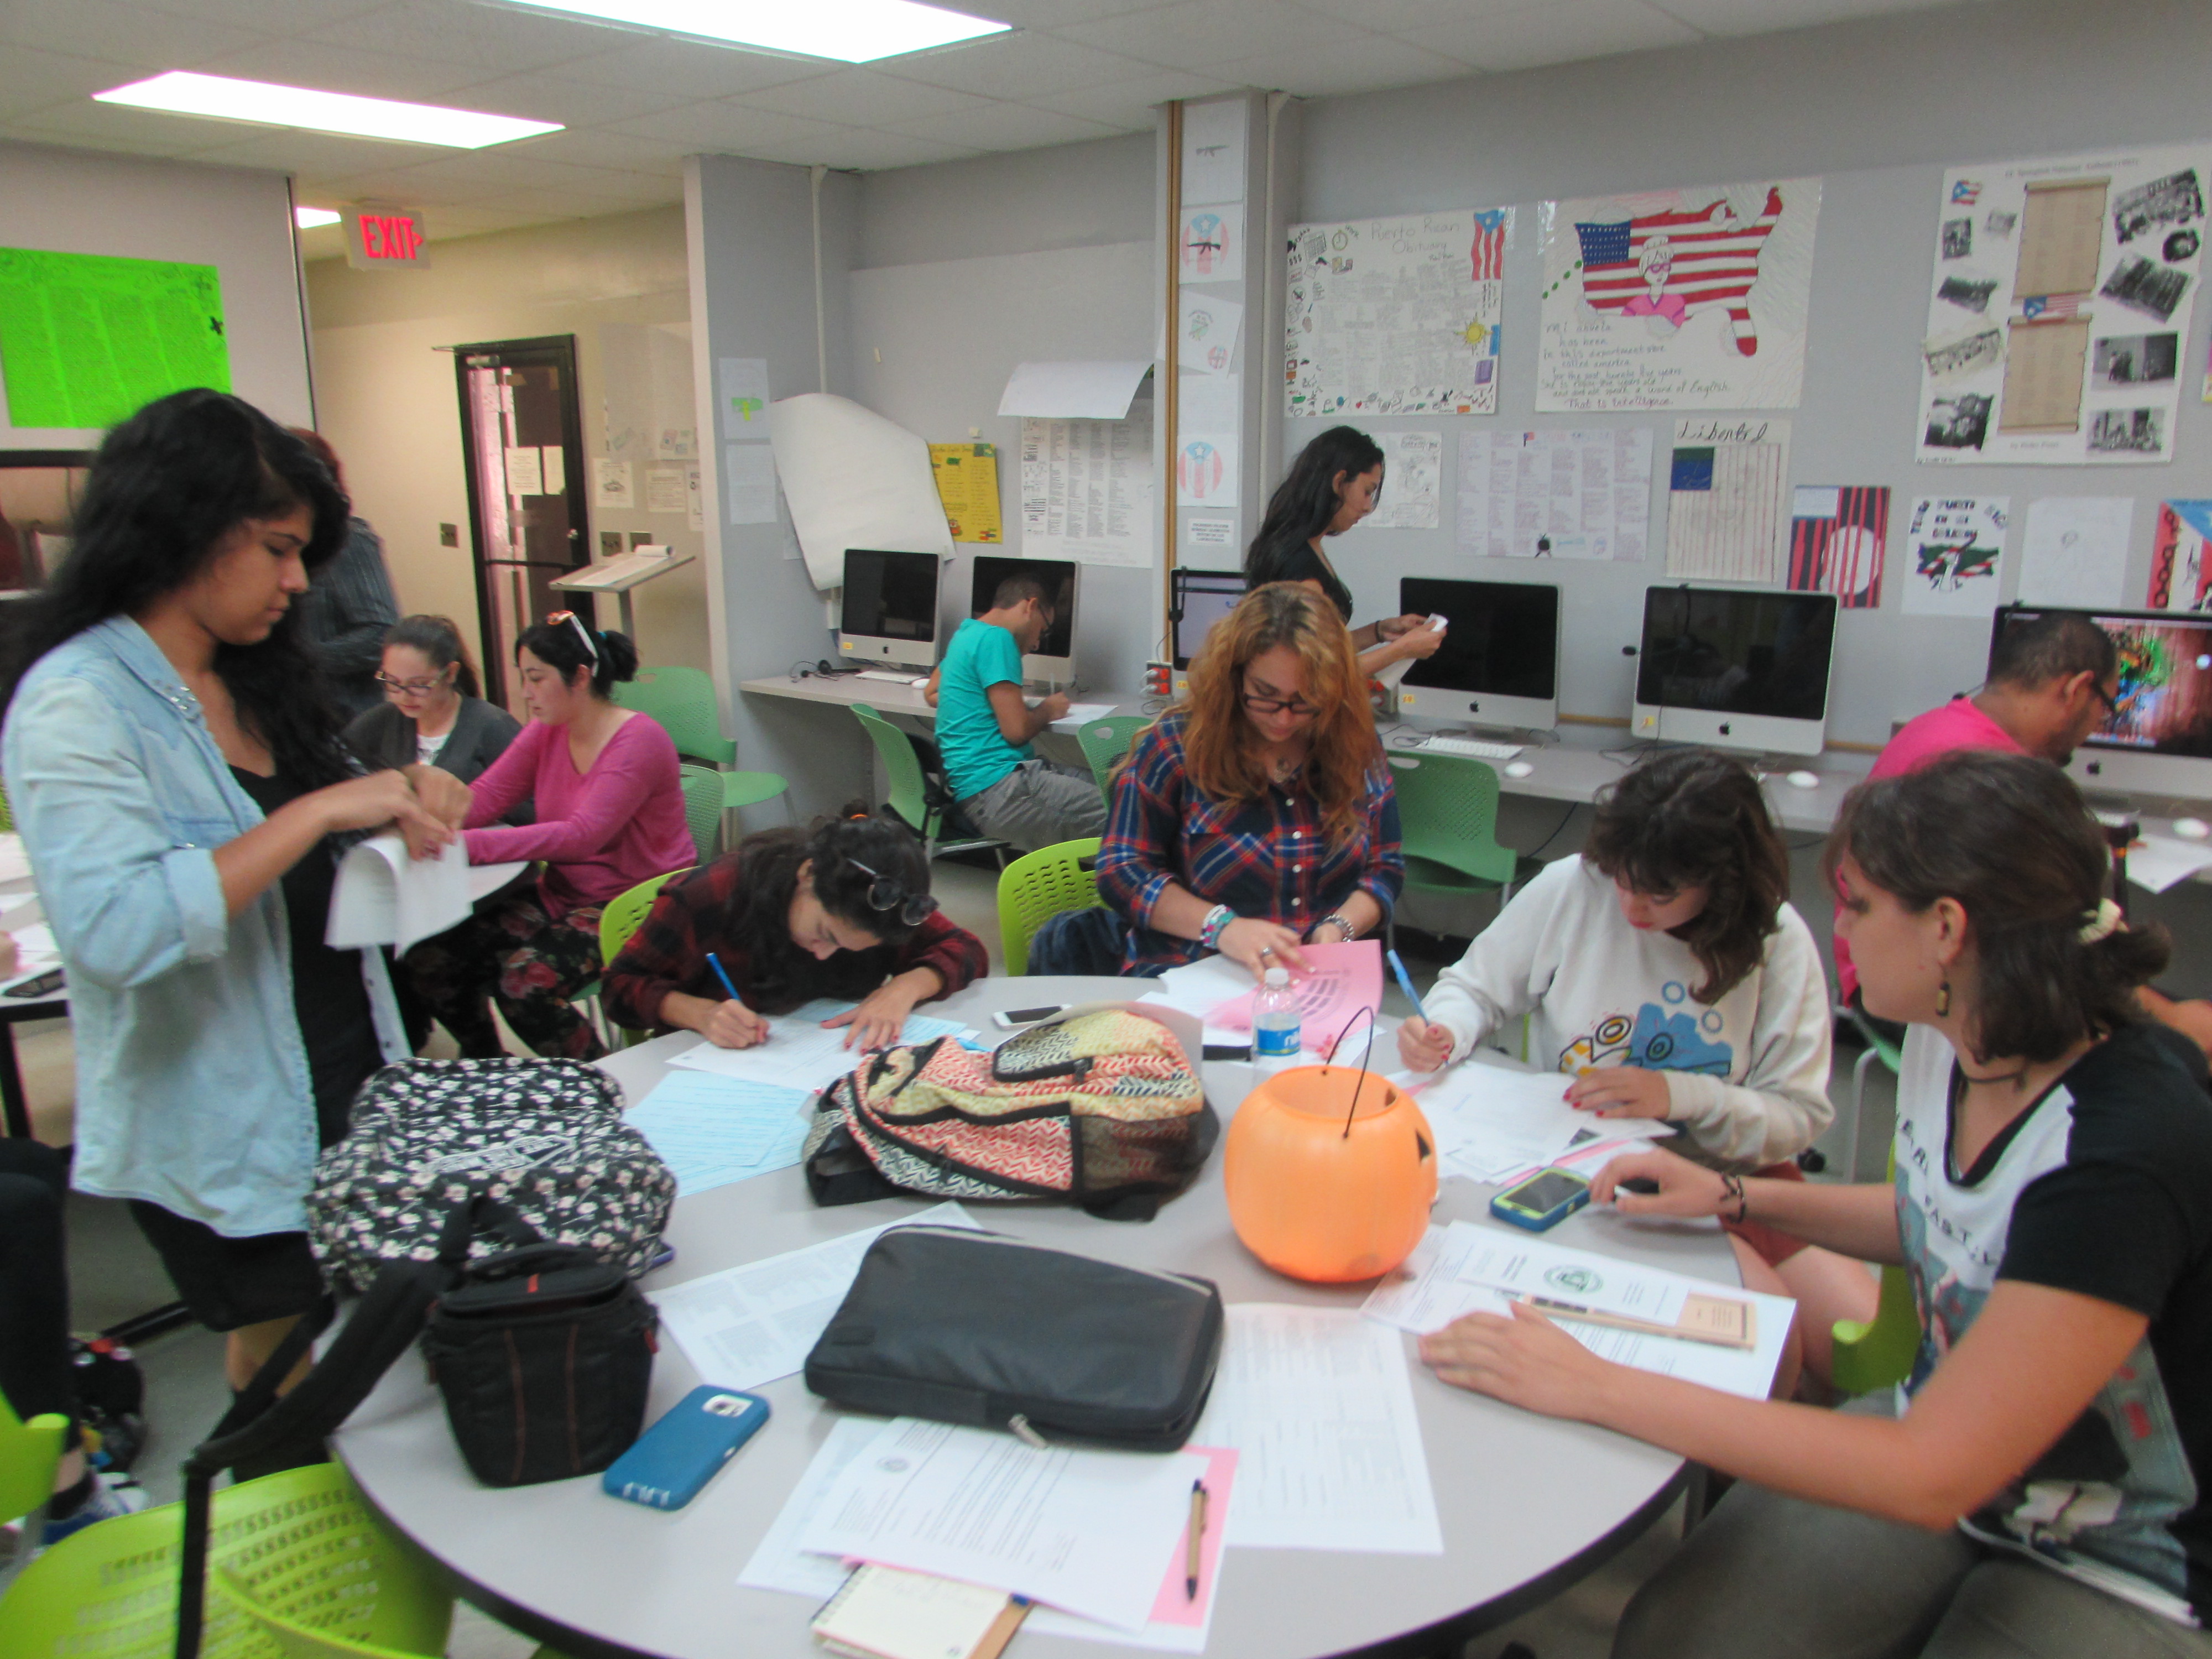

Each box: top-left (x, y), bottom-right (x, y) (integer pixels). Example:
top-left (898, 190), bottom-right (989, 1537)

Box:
top-left (1785, 770), bottom-right (1820, 789)
top-left (1503, 760), bottom-right (1534, 779)
top-left (2174, 817), bottom-right (2210, 841)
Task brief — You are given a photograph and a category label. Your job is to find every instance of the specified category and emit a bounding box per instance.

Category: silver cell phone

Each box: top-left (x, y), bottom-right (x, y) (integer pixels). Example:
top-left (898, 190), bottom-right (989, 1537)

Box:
top-left (992, 1004), bottom-right (1067, 1029)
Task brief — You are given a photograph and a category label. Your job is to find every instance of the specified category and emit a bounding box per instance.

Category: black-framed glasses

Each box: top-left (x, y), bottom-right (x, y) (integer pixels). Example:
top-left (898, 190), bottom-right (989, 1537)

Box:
top-left (1240, 680), bottom-right (1320, 717)
top-left (845, 856), bottom-right (939, 926)
top-left (375, 671), bottom-right (450, 695)
top-left (2093, 677), bottom-right (2121, 717)
top-left (545, 609), bottom-right (598, 661)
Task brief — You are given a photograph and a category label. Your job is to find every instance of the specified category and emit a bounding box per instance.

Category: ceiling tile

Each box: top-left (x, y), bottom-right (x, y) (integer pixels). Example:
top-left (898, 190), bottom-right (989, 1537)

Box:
top-left (734, 69), bottom-right (994, 127)
top-left (453, 182), bottom-right (671, 217)
top-left (550, 36), bottom-right (834, 100)
top-left (1211, 34), bottom-right (1470, 94)
top-left (1298, 0), bottom-right (1543, 28)
top-left (373, 148), bottom-right (645, 190)
top-left (0, 46), bottom-right (144, 124)
top-left (186, 40), bottom-right (494, 101)
top-left (1398, 0), bottom-right (1700, 72)
top-left (416, 202), bottom-right (566, 236)
top-left (436, 69), bottom-right (693, 126)
top-left (138, 0), bottom-right (389, 28)
top-left (0, 0), bottom-right (267, 69)
top-left (1056, 1), bottom-right (1364, 69)
top-left (886, 101), bottom-right (1123, 151)
top-left (180, 126), bottom-right (471, 171)
top-left (739, 128), bottom-right (983, 170)
top-left (1024, 66), bottom-right (1234, 124)
top-left (873, 32), bottom-right (1155, 96)
top-left (1653, 0), bottom-right (1946, 33)
top-left (608, 100), bottom-right (846, 152)
top-left (300, 168), bottom-right (503, 205)
top-left (302, 0), bottom-right (624, 75)
top-left (3, 102), bottom-right (227, 156)
top-left (980, 0), bottom-right (1180, 23)
top-left (495, 125), bottom-right (691, 171)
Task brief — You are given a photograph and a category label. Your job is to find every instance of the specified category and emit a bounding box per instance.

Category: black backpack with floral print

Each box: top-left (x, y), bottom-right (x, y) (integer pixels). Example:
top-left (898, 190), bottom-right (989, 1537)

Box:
top-left (308, 1057), bottom-right (675, 1292)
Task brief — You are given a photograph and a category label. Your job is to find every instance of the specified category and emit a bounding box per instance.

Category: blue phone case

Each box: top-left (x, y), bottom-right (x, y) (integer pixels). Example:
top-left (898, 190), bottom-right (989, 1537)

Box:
top-left (602, 1386), bottom-right (770, 1510)
top-left (1490, 1172), bottom-right (1592, 1232)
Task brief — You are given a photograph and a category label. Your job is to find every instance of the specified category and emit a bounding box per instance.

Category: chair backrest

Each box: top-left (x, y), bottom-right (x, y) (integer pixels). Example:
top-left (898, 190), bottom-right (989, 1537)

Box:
top-left (613, 666), bottom-right (735, 767)
top-left (1386, 752), bottom-right (1517, 886)
top-left (1076, 717), bottom-right (1152, 804)
top-left (849, 704), bottom-right (935, 839)
top-left (599, 868), bottom-right (690, 969)
top-left (677, 764), bottom-right (724, 863)
top-left (0, 1463), bottom-right (452, 1659)
top-left (0, 1394), bottom-right (66, 1530)
top-left (995, 838), bottom-right (1102, 974)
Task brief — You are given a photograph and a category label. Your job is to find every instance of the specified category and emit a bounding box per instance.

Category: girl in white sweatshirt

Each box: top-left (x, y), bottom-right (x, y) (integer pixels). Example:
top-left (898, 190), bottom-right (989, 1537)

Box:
top-left (1397, 748), bottom-right (1874, 1386)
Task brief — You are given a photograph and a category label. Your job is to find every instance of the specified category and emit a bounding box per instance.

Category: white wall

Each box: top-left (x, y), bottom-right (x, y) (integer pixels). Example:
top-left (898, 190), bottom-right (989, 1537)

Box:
top-left (305, 206), bottom-right (709, 682)
top-left (0, 142), bottom-right (311, 446)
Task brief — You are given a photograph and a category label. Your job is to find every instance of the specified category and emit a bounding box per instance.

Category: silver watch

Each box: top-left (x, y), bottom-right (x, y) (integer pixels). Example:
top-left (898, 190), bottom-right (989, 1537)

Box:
top-left (1309, 911), bottom-right (1357, 942)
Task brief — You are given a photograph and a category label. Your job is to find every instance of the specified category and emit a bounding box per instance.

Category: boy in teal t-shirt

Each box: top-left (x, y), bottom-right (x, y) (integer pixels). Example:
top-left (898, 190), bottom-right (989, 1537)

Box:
top-left (924, 572), bottom-right (1108, 853)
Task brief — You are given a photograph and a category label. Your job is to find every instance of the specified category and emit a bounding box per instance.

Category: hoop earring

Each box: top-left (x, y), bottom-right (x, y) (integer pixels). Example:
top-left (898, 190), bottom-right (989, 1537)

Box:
top-left (1935, 979), bottom-right (1952, 1018)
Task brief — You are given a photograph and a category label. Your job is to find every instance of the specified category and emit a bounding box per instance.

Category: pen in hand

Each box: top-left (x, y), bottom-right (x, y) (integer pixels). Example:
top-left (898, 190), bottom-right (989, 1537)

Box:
top-left (1185, 1479), bottom-right (1208, 1600)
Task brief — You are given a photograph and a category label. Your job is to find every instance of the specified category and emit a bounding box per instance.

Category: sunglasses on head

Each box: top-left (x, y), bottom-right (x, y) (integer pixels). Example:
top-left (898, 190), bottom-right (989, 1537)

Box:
top-left (843, 855), bottom-right (938, 927)
top-left (544, 610), bottom-right (598, 662)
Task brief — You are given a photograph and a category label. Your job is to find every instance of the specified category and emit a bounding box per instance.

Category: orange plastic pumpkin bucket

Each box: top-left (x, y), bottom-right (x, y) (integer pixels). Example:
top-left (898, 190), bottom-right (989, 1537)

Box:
top-left (1223, 1064), bottom-right (1438, 1282)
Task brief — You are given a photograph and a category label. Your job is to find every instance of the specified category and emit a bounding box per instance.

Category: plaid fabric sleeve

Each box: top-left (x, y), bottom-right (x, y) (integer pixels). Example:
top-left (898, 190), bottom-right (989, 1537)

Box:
top-left (1095, 717), bottom-right (1187, 925)
top-left (1357, 765), bottom-right (1406, 915)
top-left (601, 861), bottom-right (737, 1031)
top-left (896, 911), bottom-right (988, 998)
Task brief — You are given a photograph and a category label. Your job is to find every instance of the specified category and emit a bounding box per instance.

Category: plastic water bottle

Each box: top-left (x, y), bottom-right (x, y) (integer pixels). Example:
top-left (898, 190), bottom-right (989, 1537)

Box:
top-left (1253, 967), bottom-right (1301, 1076)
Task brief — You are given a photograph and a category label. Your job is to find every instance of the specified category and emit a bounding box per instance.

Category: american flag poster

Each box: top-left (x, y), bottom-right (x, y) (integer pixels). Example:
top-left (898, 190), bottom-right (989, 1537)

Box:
top-left (1285, 208), bottom-right (1508, 417)
top-left (1787, 486), bottom-right (1890, 610)
top-left (1537, 178), bottom-right (1820, 411)
top-left (1916, 144), bottom-right (2211, 466)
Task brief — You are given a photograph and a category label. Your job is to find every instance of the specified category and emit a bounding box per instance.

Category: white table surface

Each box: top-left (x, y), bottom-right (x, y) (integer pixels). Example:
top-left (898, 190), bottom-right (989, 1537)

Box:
top-left (335, 976), bottom-right (1744, 1659)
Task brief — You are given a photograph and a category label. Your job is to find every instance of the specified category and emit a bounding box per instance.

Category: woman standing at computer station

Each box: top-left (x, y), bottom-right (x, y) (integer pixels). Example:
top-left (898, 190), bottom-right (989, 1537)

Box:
top-left (1243, 425), bottom-right (1447, 679)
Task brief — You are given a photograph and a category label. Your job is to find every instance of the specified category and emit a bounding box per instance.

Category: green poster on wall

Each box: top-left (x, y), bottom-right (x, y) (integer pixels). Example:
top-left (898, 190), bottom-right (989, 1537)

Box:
top-left (0, 247), bottom-right (231, 430)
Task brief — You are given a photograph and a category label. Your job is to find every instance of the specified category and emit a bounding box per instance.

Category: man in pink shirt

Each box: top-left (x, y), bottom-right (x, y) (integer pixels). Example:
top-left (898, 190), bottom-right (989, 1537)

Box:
top-left (1838, 613), bottom-right (2118, 1009)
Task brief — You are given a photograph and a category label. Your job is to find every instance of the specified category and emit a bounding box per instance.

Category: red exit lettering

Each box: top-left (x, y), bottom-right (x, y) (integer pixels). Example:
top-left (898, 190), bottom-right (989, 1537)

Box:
top-left (361, 213), bottom-right (424, 262)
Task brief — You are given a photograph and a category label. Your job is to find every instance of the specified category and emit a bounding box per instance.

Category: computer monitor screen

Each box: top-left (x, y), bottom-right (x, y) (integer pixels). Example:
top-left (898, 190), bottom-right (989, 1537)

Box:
top-left (1173, 568), bottom-right (1246, 670)
top-left (1990, 607), bottom-right (2212, 784)
top-left (1399, 578), bottom-right (1560, 723)
top-left (838, 548), bottom-right (941, 669)
top-left (970, 555), bottom-right (1078, 675)
top-left (1633, 586), bottom-right (1837, 755)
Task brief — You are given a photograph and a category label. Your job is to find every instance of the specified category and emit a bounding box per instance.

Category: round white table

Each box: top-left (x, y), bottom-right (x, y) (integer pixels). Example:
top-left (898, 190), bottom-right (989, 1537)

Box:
top-left (336, 975), bottom-right (1741, 1659)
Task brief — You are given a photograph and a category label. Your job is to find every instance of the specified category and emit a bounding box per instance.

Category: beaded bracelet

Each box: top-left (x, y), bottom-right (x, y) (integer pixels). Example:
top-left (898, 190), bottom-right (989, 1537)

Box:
top-left (1720, 1172), bottom-right (1749, 1224)
top-left (1198, 904), bottom-right (1234, 951)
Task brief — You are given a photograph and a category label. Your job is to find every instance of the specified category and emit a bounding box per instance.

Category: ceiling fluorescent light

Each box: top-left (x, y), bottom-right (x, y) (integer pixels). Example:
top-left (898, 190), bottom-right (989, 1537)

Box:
top-left (94, 72), bottom-right (561, 149)
top-left (499, 0), bottom-right (1009, 63)
top-left (294, 206), bottom-right (342, 228)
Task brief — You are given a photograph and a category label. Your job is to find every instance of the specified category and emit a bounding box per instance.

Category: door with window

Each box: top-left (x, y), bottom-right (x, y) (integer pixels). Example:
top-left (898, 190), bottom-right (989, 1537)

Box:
top-left (453, 336), bottom-right (591, 712)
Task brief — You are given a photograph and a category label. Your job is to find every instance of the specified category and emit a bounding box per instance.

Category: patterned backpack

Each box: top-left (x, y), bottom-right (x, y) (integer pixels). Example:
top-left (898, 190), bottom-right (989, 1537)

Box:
top-left (309, 1057), bottom-right (676, 1292)
top-left (802, 1006), bottom-right (1217, 1220)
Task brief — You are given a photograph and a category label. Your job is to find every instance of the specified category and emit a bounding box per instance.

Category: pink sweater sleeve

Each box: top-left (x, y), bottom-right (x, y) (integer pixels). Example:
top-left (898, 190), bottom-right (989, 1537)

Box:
top-left (463, 719), bottom-right (546, 830)
top-left (465, 720), bottom-right (667, 866)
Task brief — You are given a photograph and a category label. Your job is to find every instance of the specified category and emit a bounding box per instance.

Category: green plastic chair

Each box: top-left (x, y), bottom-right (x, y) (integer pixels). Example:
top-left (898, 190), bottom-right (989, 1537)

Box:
top-left (595, 868), bottom-right (688, 1049)
top-left (1076, 716), bottom-right (1151, 805)
top-left (1386, 752), bottom-right (1538, 902)
top-left (1840, 1002), bottom-right (1901, 1185)
top-left (849, 704), bottom-right (1002, 862)
top-left (677, 764), bottom-right (725, 864)
top-left (614, 665), bottom-right (789, 822)
top-left (0, 1462), bottom-right (454, 1659)
top-left (0, 1396), bottom-right (67, 1586)
top-left (995, 839), bottom-right (1102, 974)
top-left (1829, 1136), bottom-right (1919, 1394)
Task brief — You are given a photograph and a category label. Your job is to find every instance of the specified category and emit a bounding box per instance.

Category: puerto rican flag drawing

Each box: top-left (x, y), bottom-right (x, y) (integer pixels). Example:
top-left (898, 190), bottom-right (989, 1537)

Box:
top-left (1470, 208), bottom-right (1506, 281)
top-left (1951, 179), bottom-right (1982, 205)
top-left (1571, 186), bottom-right (1785, 357)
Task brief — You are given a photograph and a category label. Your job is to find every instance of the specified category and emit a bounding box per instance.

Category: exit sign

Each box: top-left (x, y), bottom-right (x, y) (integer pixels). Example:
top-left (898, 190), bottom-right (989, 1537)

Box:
top-left (342, 207), bottom-right (431, 271)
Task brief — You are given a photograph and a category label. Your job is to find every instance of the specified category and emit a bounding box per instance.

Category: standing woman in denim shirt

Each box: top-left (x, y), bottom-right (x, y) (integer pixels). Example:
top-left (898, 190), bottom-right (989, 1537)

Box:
top-left (0, 391), bottom-right (466, 1394)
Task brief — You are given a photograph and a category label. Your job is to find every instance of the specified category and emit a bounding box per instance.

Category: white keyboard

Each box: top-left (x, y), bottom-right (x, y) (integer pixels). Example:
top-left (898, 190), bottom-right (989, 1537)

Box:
top-left (853, 669), bottom-right (922, 684)
top-left (1410, 735), bottom-right (1525, 761)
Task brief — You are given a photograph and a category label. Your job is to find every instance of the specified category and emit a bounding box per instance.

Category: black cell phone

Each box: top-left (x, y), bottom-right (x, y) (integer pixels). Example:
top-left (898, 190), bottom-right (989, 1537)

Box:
top-left (993, 1004), bottom-right (1067, 1028)
top-left (4, 969), bottom-right (64, 999)
top-left (1618, 1177), bottom-right (1661, 1196)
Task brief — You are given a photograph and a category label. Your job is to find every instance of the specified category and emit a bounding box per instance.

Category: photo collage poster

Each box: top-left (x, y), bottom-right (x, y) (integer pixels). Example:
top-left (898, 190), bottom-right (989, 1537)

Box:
top-left (1917, 145), bottom-right (2211, 465)
top-left (1537, 178), bottom-right (1821, 411)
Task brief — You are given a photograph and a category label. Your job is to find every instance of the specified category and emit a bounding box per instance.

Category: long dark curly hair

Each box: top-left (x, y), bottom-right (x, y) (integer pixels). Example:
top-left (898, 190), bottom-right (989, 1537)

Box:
top-left (2, 390), bottom-right (354, 789)
top-left (723, 802), bottom-right (937, 1010)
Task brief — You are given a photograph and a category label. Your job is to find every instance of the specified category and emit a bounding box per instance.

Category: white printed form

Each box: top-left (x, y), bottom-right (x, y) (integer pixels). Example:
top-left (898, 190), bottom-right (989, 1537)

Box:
top-left (1192, 1304), bottom-right (1442, 1553)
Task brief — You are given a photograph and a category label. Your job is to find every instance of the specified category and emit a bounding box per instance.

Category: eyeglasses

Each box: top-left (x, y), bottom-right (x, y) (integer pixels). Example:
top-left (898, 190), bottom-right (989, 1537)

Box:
top-left (1240, 681), bottom-right (1320, 718)
top-left (375, 671), bottom-right (449, 696)
top-left (845, 855), bottom-right (939, 927)
top-left (2093, 677), bottom-right (2121, 717)
top-left (545, 610), bottom-right (598, 662)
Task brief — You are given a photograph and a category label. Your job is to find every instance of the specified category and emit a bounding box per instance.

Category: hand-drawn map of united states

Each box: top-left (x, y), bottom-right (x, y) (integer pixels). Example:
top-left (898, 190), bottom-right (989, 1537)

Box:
top-left (1572, 186), bottom-right (1785, 358)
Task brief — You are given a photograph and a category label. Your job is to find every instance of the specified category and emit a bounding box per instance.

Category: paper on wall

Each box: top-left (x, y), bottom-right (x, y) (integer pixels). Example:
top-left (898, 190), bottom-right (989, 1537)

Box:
top-left (1665, 418), bottom-right (1791, 583)
top-left (1454, 427), bottom-right (1652, 562)
top-left (722, 442), bottom-right (778, 526)
top-left (769, 394), bottom-right (952, 589)
top-left (1902, 496), bottom-right (2010, 616)
top-left (1538, 178), bottom-right (1820, 411)
top-left (501, 445), bottom-right (542, 497)
top-left (1179, 202), bottom-right (1243, 284)
top-left (644, 465), bottom-right (686, 514)
top-left (928, 441), bottom-right (1003, 544)
top-left (1177, 372), bottom-right (1239, 430)
top-left (1363, 431), bottom-right (1443, 530)
top-left (1185, 516), bottom-right (1237, 554)
top-left (592, 458), bottom-right (633, 510)
top-left (2018, 497), bottom-right (2133, 606)
top-left (1916, 146), bottom-right (2210, 466)
top-left (1178, 290), bottom-right (1243, 376)
top-left (686, 463), bottom-right (703, 531)
top-left (1175, 430), bottom-right (1238, 509)
top-left (2147, 500), bottom-right (2212, 608)
top-left (999, 361), bottom-right (1151, 420)
top-left (718, 357), bottom-right (769, 432)
top-left (1020, 406), bottom-right (1155, 567)
top-left (1180, 98), bottom-right (1246, 205)
top-left (1286, 210), bottom-right (1506, 417)
top-left (325, 834), bottom-right (470, 954)
top-left (538, 445), bottom-right (565, 496)
top-left (1786, 486), bottom-right (1890, 609)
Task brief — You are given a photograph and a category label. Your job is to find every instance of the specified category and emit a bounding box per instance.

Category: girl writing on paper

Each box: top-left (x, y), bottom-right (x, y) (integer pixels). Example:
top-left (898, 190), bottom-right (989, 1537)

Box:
top-left (1088, 583), bottom-right (1404, 978)
top-left (1422, 751), bottom-right (2212, 1659)
top-left (602, 806), bottom-right (986, 1052)
top-left (1396, 749), bottom-right (1867, 1392)
top-left (403, 612), bottom-right (692, 1062)
top-left (1242, 425), bottom-right (1446, 679)
top-left (0, 390), bottom-right (466, 1393)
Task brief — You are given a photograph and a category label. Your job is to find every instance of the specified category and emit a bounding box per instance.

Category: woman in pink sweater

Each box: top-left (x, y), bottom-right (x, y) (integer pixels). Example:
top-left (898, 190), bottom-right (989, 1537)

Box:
top-left (404, 613), bottom-right (693, 1059)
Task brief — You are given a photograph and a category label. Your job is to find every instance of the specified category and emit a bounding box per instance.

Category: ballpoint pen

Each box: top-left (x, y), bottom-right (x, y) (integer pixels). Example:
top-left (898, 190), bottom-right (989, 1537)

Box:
top-left (1386, 947), bottom-right (1428, 1022)
top-left (1185, 1479), bottom-right (1208, 1599)
top-left (705, 952), bottom-right (743, 1004)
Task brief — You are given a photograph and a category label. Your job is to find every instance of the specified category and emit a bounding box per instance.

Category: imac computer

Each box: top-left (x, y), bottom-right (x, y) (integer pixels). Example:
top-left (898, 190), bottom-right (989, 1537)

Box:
top-left (1395, 577), bottom-right (1562, 732)
top-left (1632, 585), bottom-right (1838, 757)
top-left (1172, 567), bottom-right (1247, 682)
top-left (969, 554), bottom-right (1079, 683)
top-left (1990, 604), bottom-right (2212, 798)
top-left (837, 548), bottom-right (942, 671)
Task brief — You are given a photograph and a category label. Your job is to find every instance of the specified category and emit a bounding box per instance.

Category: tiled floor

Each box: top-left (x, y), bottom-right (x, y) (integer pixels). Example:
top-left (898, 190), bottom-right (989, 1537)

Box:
top-left (33, 855), bottom-right (1900, 1658)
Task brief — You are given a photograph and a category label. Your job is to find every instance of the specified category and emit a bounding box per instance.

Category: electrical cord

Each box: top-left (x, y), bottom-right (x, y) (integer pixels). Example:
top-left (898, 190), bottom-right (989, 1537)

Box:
top-left (1520, 801), bottom-right (1583, 862)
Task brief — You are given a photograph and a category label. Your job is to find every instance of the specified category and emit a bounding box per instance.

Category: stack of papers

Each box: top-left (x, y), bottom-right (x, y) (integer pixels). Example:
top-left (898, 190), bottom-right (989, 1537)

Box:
top-left (653, 1203), bottom-right (979, 1390)
top-left (623, 1072), bottom-right (813, 1196)
top-left (1050, 701), bottom-right (1120, 730)
top-left (1363, 1222), bottom-right (1794, 1400)
top-left (1407, 1063), bottom-right (1671, 1185)
top-left (667, 997), bottom-right (974, 1093)
top-left (326, 833), bottom-right (471, 953)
